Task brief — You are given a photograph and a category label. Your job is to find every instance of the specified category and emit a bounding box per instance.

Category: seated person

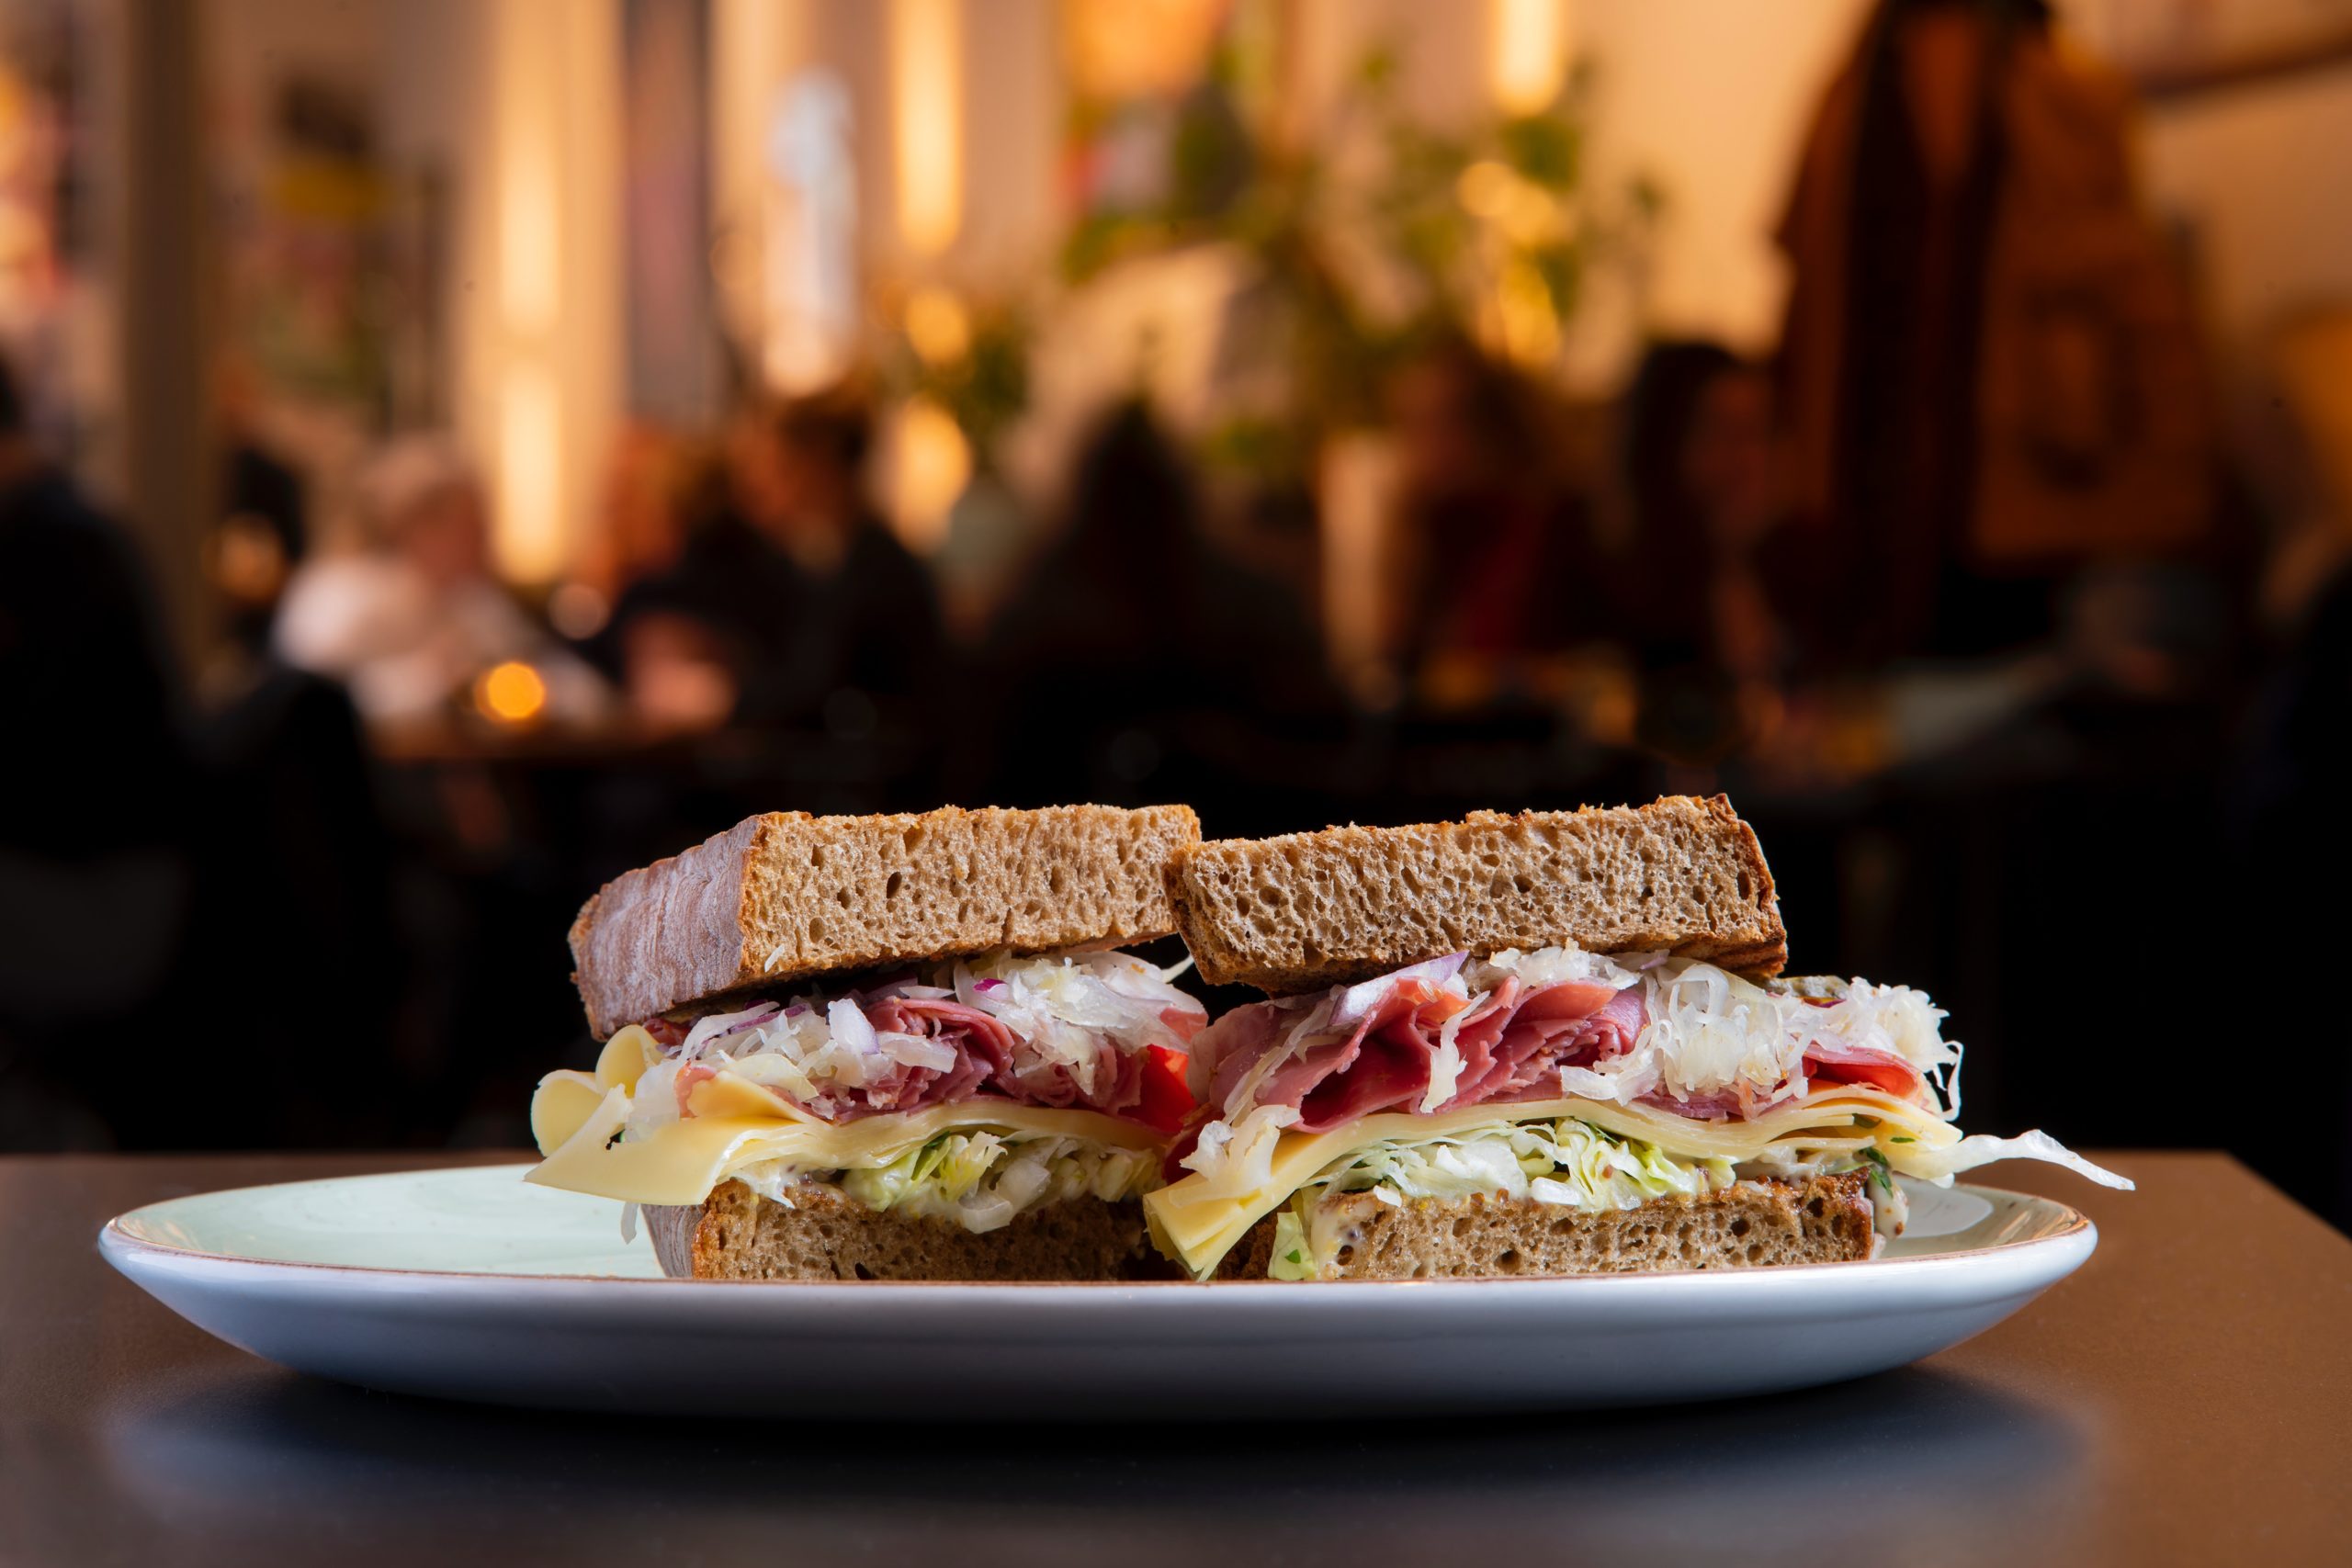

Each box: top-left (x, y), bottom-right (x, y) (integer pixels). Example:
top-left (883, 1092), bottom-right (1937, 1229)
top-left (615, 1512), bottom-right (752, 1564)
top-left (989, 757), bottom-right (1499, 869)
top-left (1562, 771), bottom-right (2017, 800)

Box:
top-left (610, 389), bottom-right (944, 735)
top-left (274, 437), bottom-right (608, 725)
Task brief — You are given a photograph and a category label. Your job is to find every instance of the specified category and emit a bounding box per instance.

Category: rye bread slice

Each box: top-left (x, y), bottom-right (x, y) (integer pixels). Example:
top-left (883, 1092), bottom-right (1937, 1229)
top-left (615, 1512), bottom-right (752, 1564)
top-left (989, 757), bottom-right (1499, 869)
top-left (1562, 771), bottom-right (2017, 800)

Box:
top-left (570, 803), bottom-right (1200, 1038)
top-left (1167, 795), bottom-right (1784, 994)
top-left (1214, 1174), bottom-right (1871, 1280)
top-left (645, 1180), bottom-right (1161, 1281)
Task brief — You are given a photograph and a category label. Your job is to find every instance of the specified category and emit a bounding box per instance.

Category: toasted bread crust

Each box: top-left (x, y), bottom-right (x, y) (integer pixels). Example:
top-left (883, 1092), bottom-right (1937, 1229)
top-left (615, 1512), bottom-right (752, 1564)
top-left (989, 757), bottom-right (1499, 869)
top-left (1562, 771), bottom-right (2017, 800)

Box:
top-left (570, 803), bottom-right (1200, 1038)
top-left (1167, 795), bottom-right (1785, 993)
top-left (644, 1180), bottom-right (1160, 1281)
top-left (1215, 1175), bottom-right (1871, 1280)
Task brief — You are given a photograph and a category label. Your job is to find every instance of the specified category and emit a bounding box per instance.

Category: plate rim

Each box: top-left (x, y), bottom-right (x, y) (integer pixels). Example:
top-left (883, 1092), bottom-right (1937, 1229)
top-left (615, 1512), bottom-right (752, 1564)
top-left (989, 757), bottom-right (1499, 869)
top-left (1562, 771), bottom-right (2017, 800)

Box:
top-left (97, 1163), bottom-right (2096, 1294)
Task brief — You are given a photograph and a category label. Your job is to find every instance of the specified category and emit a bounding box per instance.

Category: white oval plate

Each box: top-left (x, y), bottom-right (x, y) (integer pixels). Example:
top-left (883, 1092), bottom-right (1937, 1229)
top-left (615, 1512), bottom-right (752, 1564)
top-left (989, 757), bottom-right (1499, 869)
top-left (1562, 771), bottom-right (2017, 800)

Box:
top-left (100, 1165), bottom-right (2092, 1417)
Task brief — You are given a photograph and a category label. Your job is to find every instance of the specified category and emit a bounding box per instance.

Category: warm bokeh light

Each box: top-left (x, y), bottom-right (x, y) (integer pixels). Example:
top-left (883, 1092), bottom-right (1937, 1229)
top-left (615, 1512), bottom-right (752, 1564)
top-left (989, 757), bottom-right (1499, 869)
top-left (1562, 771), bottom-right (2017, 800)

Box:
top-left (889, 396), bottom-right (970, 552)
top-left (546, 581), bottom-right (611, 640)
top-left (904, 285), bottom-right (971, 366)
top-left (1457, 160), bottom-right (1517, 220)
top-left (1490, 0), bottom-right (1571, 115)
top-left (1320, 434), bottom-right (1398, 705)
top-left (469, 0), bottom-right (621, 591)
top-left (1494, 255), bottom-right (1562, 367)
top-left (1064, 0), bottom-right (1228, 99)
top-left (2274, 310), bottom-right (2352, 532)
top-left (889, 0), bottom-right (963, 259)
top-left (496, 367), bottom-right (564, 582)
top-left (474, 660), bottom-right (549, 727)
top-left (497, 63), bottom-right (560, 337)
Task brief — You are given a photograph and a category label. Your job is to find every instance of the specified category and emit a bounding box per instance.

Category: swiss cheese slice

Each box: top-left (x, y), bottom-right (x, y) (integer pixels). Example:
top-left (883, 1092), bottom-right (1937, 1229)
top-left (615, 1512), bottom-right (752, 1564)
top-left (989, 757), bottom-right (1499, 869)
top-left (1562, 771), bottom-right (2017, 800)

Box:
top-left (526, 1036), bottom-right (1163, 1209)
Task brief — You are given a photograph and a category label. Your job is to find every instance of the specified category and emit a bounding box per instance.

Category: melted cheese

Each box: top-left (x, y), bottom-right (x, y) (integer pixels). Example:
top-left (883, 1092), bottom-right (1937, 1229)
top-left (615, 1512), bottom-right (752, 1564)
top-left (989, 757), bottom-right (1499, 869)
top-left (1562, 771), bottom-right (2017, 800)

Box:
top-left (526, 1039), bottom-right (1160, 1207)
top-left (1143, 1089), bottom-right (1958, 1278)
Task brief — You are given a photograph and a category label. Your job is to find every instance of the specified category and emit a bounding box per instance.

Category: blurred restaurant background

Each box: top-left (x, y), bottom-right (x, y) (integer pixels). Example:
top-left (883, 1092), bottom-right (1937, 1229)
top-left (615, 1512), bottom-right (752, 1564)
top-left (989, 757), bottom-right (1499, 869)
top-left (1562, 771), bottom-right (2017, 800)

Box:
top-left (3, 0), bottom-right (2349, 1223)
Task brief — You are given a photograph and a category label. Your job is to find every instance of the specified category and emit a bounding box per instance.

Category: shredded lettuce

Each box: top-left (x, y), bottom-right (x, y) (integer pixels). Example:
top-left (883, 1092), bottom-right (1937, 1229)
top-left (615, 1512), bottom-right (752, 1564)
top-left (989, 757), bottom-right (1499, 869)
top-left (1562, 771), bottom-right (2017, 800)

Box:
top-left (1267, 1211), bottom-right (1315, 1280)
top-left (1307, 1116), bottom-right (1736, 1209)
top-left (1265, 1117), bottom-right (1738, 1277)
top-left (828, 1130), bottom-right (1159, 1234)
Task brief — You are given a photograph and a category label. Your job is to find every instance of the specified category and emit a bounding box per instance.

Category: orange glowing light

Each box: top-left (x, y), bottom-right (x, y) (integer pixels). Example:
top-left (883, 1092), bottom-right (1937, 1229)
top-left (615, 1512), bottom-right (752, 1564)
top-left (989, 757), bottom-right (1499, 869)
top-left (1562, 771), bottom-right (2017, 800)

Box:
top-left (890, 0), bottom-right (963, 258)
top-left (476, 660), bottom-right (549, 726)
top-left (888, 396), bottom-right (970, 553)
top-left (1491, 0), bottom-right (1571, 115)
top-left (904, 286), bottom-right (971, 366)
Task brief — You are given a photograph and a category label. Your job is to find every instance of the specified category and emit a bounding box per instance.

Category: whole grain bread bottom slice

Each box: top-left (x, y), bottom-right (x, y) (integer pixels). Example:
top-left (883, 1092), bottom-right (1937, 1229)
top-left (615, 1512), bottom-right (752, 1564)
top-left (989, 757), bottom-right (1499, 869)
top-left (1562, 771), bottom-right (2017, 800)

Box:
top-left (644, 1180), bottom-right (1163, 1281)
top-left (571, 803), bottom-right (1201, 1038)
top-left (1214, 1175), bottom-right (1872, 1280)
top-left (1167, 794), bottom-right (1784, 994)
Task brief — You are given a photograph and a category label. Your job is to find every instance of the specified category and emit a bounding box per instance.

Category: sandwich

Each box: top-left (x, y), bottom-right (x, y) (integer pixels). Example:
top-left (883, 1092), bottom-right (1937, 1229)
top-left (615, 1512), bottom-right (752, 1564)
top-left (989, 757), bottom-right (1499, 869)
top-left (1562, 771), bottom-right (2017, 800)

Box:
top-left (527, 804), bottom-right (1208, 1280)
top-left (1146, 795), bottom-right (2130, 1280)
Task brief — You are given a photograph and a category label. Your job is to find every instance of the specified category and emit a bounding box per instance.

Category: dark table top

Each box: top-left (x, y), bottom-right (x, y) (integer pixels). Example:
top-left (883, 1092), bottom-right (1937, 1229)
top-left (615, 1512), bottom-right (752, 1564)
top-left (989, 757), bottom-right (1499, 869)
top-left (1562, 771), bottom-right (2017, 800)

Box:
top-left (4, 1150), bottom-right (2347, 1567)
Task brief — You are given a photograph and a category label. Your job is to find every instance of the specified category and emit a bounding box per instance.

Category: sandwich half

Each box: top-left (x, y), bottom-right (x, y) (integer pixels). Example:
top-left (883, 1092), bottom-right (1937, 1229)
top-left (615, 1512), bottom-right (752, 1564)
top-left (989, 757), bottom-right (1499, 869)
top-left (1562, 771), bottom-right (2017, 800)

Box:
top-left (1148, 795), bottom-right (2130, 1280)
top-left (529, 803), bottom-right (1207, 1280)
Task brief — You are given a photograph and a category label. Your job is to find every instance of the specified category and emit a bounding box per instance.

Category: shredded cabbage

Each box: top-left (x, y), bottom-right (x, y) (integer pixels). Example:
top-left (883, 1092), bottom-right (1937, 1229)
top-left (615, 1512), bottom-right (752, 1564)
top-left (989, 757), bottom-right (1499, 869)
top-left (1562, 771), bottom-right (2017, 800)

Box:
top-left (1180, 1104), bottom-right (1301, 1198)
top-left (1916, 1129), bottom-right (2133, 1190)
top-left (1188, 951), bottom-right (1970, 1179)
top-left (1174, 944), bottom-right (2126, 1203)
top-left (1487, 954), bottom-right (1959, 1115)
top-left (1474, 946), bottom-right (1645, 992)
top-left (629, 949), bottom-right (1202, 1137)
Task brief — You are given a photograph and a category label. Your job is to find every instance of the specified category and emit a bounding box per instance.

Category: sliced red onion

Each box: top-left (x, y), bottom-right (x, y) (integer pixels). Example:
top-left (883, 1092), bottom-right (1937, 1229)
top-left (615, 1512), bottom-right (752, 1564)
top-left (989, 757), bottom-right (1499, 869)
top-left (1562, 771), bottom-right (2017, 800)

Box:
top-left (973, 977), bottom-right (1006, 994)
top-left (1329, 953), bottom-right (1466, 1032)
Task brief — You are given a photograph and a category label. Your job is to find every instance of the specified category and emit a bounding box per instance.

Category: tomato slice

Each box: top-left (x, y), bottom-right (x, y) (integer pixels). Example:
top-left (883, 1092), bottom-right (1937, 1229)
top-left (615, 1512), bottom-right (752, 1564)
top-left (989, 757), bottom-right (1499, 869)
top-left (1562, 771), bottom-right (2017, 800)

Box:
top-left (1134, 1043), bottom-right (1195, 1136)
top-left (1804, 1053), bottom-right (1918, 1097)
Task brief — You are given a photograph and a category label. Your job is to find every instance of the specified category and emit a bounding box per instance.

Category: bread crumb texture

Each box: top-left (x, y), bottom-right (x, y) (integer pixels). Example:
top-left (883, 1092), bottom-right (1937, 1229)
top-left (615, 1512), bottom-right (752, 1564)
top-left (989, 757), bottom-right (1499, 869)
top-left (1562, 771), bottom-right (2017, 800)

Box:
top-left (1216, 1175), bottom-right (1871, 1280)
top-left (650, 1180), bottom-right (1161, 1281)
top-left (1169, 795), bottom-right (1784, 992)
top-left (570, 803), bottom-right (1200, 1037)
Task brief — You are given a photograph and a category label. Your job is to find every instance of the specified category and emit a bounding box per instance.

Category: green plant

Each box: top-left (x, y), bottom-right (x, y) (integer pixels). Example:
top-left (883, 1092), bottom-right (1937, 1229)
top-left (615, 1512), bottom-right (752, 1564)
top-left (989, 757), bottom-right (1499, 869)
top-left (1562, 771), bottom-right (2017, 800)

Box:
top-left (878, 293), bottom-right (1035, 464)
top-left (1057, 38), bottom-right (1661, 487)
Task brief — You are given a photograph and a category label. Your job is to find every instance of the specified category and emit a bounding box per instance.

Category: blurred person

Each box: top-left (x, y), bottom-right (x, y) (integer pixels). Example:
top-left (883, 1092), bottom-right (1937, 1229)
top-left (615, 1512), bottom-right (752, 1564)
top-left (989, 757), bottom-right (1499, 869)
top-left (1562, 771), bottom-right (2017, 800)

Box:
top-left (1775, 0), bottom-right (2214, 669)
top-left (2222, 326), bottom-right (2352, 1224)
top-left (930, 470), bottom-right (1035, 646)
top-left (555, 423), bottom-right (695, 644)
top-left (1614, 341), bottom-right (1815, 766)
top-left (610, 388), bottom-right (943, 734)
top-left (1386, 337), bottom-right (1610, 689)
top-left (0, 354), bottom-right (193, 1148)
top-left (2232, 556), bottom-right (2352, 1224)
top-left (273, 436), bottom-right (607, 726)
top-left (2, 358), bottom-right (400, 1152)
top-left (981, 399), bottom-right (1338, 803)
top-left (1619, 341), bottom-right (1808, 684)
top-left (205, 354), bottom-right (309, 670)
